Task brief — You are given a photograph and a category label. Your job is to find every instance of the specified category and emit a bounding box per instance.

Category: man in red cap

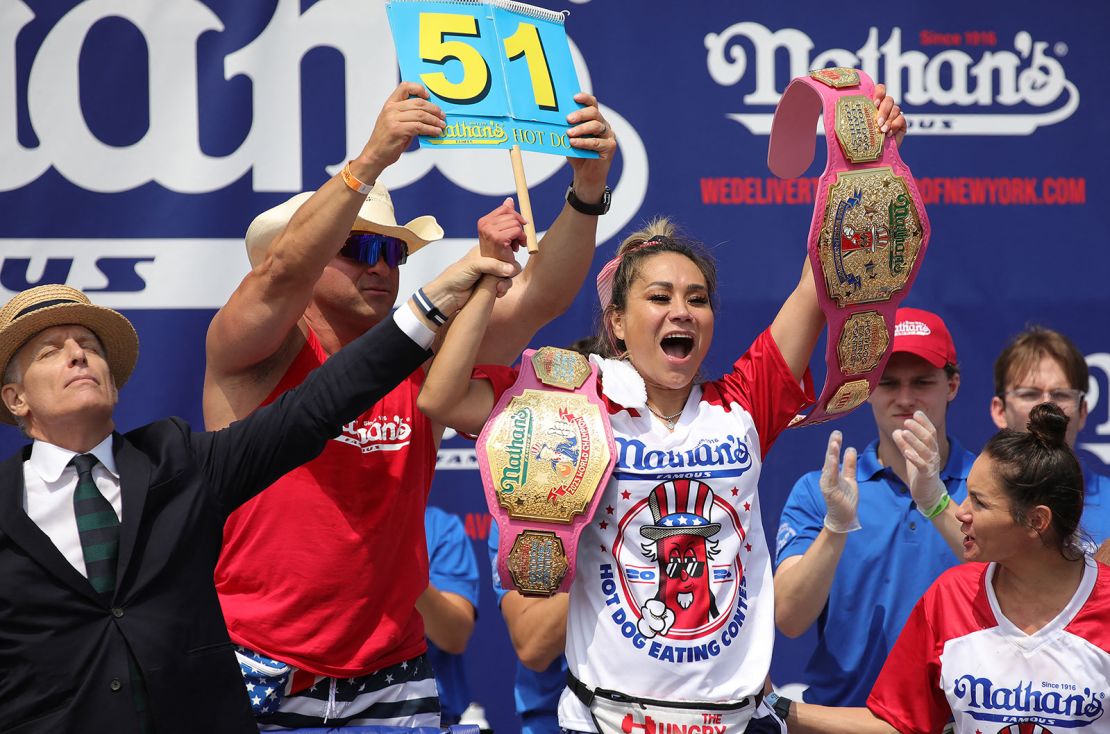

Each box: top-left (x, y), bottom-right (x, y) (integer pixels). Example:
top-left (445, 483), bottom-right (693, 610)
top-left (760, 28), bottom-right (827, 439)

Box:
top-left (771, 307), bottom-right (973, 707)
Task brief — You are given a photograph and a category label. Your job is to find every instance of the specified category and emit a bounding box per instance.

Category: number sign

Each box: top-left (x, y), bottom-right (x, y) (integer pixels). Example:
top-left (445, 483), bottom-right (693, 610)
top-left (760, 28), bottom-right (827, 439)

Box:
top-left (387, 0), bottom-right (597, 158)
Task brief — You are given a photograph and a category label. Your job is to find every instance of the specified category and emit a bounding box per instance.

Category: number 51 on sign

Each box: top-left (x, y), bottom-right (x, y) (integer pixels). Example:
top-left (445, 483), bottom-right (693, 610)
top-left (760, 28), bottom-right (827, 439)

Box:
top-left (386, 0), bottom-right (597, 160)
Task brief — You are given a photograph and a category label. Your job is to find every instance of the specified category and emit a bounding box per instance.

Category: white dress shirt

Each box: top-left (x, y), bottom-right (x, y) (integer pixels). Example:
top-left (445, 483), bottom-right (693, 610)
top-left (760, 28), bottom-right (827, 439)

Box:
top-left (22, 434), bottom-right (121, 578)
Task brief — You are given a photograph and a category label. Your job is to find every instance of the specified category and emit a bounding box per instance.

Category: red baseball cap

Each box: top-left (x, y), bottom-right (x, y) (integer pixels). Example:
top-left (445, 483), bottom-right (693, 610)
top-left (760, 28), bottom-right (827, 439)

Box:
top-left (892, 307), bottom-right (957, 368)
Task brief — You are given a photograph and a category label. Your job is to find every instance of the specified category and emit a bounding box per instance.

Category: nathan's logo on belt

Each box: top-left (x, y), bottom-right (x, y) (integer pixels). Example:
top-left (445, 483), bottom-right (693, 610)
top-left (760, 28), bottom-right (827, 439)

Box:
top-left (888, 194), bottom-right (912, 275)
top-left (952, 675), bottom-right (1106, 727)
top-left (498, 408), bottom-right (534, 494)
top-left (818, 168), bottom-right (924, 308)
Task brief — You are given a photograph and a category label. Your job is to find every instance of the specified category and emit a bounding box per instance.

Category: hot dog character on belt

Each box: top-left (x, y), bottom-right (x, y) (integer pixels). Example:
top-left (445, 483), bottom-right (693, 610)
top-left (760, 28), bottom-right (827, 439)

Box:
top-left (637, 479), bottom-right (722, 638)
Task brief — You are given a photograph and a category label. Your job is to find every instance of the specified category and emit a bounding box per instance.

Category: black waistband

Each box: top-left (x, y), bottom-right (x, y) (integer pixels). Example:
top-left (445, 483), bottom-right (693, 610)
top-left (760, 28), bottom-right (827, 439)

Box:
top-left (566, 671), bottom-right (761, 712)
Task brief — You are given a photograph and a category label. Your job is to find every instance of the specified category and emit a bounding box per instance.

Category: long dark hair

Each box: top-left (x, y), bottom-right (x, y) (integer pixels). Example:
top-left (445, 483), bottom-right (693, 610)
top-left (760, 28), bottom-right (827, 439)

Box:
top-left (597, 217), bottom-right (718, 358)
top-left (982, 403), bottom-right (1087, 560)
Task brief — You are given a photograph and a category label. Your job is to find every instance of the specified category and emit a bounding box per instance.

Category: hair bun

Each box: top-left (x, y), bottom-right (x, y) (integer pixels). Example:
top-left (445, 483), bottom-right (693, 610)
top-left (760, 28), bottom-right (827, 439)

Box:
top-left (1027, 402), bottom-right (1070, 448)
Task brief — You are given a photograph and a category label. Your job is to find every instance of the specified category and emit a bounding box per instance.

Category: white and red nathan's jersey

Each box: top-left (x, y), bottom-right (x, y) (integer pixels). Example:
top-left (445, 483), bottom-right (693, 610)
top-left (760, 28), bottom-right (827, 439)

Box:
top-left (868, 559), bottom-right (1110, 734)
top-left (478, 329), bottom-right (813, 732)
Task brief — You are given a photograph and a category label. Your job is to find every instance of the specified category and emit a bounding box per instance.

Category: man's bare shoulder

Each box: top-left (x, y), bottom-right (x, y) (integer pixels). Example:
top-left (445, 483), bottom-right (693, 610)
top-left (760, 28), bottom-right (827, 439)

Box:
top-left (202, 324), bottom-right (308, 429)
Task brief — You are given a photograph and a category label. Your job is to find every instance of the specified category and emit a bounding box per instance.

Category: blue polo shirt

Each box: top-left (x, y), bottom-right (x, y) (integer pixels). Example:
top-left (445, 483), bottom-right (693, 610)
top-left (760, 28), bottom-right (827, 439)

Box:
top-left (488, 521), bottom-right (567, 734)
top-left (425, 506), bottom-right (481, 724)
top-left (1080, 458), bottom-right (1110, 546)
top-left (774, 436), bottom-right (974, 707)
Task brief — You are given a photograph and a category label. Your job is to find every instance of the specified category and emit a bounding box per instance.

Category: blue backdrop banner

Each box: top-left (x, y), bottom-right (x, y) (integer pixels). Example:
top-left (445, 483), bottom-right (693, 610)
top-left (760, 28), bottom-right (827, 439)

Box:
top-left (2, 1), bottom-right (1108, 731)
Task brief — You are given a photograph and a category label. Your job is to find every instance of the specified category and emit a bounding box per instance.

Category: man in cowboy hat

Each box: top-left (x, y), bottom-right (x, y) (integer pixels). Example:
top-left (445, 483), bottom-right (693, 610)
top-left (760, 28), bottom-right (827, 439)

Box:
top-left (203, 81), bottom-right (615, 727)
top-left (0, 246), bottom-right (517, 733)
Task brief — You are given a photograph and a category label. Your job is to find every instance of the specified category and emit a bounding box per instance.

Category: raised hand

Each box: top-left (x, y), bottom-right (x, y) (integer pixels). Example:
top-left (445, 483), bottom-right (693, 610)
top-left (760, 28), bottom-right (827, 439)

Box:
top-left (358, 82), bottom-right (446, 173)
top-left (893, 410), bottom-right (948, 516)
top-left (477, 198), bottom-right (527, 262)
top-left (566, 92), bottom-right (617, 200)
top-left (872, 83), bottom-right (907, 147)
top-left (820, 430), bottom-right (861, 534)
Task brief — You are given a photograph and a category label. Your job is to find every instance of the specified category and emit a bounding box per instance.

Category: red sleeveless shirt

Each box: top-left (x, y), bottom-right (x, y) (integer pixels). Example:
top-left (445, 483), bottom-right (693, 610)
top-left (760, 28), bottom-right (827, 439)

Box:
top-left (215, 328), bottom-right (435, 676)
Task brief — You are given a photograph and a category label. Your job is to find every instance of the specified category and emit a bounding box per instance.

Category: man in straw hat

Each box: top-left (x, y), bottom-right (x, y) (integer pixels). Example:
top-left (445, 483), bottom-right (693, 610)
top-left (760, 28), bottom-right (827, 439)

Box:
top-left (203, 81), bottom-right (615, 727)
top-left (0, 244), bottom-right (518, 733)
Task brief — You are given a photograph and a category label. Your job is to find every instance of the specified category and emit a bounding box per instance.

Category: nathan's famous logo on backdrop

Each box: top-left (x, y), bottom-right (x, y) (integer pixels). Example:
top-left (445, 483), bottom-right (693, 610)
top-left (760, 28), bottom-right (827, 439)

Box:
top-left (705, 24), bottom-right (1078, 136)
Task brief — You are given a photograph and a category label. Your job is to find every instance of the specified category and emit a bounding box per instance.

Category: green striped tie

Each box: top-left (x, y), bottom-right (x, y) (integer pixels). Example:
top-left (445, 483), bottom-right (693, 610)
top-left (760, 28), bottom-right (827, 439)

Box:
top-left (71, 454), bottom-right (118, 595)
top-left (71, 454), bottom-right (152, 731)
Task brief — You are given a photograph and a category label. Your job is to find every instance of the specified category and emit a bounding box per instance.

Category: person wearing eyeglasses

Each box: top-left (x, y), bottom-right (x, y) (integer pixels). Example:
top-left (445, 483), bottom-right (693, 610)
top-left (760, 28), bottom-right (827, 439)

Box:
top-left (772, 308), bottom-right (974, 709)
top-left (990, 325), bottom-right (1110, 546)
top-left (203, 81), bottom-right (617, 728)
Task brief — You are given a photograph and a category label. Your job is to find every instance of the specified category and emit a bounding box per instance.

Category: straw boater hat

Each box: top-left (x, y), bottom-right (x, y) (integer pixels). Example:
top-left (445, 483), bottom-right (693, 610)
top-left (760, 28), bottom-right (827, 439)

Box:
top-left (0, 284), bottom-right (139, 424)
top-left (244, 182), bottom-right (445, 268)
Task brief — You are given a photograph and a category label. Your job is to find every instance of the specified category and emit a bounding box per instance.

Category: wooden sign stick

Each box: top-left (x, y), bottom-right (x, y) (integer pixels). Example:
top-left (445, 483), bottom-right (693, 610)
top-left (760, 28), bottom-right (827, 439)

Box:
top-left (509, 145), bottom-right (540, 253)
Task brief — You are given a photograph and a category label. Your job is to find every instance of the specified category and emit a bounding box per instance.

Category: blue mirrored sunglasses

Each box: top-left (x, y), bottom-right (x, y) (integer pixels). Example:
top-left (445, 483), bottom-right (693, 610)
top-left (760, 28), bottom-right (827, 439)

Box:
top-left (340, 233), bottom-right (409, 268)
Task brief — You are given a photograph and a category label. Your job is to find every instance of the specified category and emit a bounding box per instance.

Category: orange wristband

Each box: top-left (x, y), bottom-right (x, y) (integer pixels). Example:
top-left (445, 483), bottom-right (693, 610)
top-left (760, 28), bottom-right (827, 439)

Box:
top-left (340, 161), bottom-right (373, 195)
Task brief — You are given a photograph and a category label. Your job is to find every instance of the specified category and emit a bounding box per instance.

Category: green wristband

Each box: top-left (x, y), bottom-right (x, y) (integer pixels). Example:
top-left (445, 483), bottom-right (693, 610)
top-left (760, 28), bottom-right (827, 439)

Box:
top-left (921, 493), bottom-right (950, 520)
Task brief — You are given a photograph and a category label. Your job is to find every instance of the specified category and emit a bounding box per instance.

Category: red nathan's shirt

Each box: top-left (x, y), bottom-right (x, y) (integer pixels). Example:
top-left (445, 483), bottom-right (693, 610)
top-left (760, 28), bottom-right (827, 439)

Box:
top-left (868, 560), bottom-right (1110, 734)
top-left (215, 328), bottom-right (435, 677)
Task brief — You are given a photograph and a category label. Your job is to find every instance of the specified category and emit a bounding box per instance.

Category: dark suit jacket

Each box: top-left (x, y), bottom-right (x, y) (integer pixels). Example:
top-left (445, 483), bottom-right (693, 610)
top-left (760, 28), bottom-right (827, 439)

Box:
top-left (0, 317), bottom-right (430, 733)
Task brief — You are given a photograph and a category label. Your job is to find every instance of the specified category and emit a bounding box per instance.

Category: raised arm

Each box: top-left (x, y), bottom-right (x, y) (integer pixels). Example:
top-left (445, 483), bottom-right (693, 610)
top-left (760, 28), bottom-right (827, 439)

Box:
top-left (769, 85), bottom-right (907, 380)
top-left (199, 249), bottom-right (517, 511)
top-left (419, 205), bottom-right (524, 435)
top-left (478, 92), bottom-right (617, 364)
top-left (205, 82), bottom-right (445, 379)
top-left (775, 431), bottom-right (860, 636)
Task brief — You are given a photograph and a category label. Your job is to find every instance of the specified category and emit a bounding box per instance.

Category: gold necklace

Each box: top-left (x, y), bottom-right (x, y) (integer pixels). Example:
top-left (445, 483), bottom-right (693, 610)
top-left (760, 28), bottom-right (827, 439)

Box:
top-left (646, 401), bottom-right (683, 430)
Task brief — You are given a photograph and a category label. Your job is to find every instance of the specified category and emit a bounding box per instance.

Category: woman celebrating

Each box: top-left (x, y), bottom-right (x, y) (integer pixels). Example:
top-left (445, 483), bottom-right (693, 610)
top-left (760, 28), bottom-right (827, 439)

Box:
top-left (419, 89), bottom-right (904, 733)
top-left (420, 213), bottom-right (818, 732)
top-left (786, 403), bottom-right (1110, 734)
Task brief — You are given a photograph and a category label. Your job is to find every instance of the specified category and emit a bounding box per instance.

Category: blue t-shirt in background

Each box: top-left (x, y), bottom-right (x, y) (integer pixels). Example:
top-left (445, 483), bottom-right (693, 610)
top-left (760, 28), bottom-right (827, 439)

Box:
top-left (425, 506), bottom-right (481, 724)
top-left (1079, 458), bottom-right (1110, 546)
top-left (775, 437), bottom-right (974, 707)
top-left (488, 521), bottom-right (567, 734)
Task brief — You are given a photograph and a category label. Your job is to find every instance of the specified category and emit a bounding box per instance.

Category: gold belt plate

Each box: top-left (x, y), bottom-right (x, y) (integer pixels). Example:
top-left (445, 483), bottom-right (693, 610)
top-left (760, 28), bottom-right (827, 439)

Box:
top-left (834, 95), bottom-right (884, 164)
top-left (809, 67), bottom-right (861, 88)
top-left (817, 167), bottom-right (924, 308)
top-left (484, 390), bottom-right (611, 524)
top-left (531, 346), bottom-right (591, 391)
top-left (507, 530), bottom-right (570, 597)
top-left (837, 311), bottom-right (890, 376)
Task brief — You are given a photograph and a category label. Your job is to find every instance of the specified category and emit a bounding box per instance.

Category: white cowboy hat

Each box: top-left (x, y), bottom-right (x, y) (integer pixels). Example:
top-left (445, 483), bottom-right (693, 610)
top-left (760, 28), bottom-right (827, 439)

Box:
top-left (244, 182), bottom-right (444, 268)
top-left (0, 284), bottom-right (139, 424)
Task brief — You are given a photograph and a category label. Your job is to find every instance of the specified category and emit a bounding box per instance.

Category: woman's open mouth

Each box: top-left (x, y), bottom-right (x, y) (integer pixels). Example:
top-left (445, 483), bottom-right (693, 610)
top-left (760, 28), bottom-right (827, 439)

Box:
top-left (660, 333), bottom-right (694, 359)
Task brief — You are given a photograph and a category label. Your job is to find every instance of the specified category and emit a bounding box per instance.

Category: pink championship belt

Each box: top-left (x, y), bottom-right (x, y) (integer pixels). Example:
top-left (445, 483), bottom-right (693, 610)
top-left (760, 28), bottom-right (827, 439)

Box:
top-left (769, 67), bottom-right (930, 426)
top-left (477, 347), bottom-right (616, 596)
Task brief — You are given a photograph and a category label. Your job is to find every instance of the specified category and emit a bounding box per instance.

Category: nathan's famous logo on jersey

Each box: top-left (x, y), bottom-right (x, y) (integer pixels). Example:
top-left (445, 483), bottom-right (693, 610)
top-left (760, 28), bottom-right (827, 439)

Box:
top-left (615, 435), bottom-right (752, 479)
top-left (598, 478), bottom-right (758, 665)
top-left (336, 414), bottom-right (412, 453)
top-left (952, 675), bottom-right (1106, 728)
top-left (705, 24), bottom-right (1077, 136)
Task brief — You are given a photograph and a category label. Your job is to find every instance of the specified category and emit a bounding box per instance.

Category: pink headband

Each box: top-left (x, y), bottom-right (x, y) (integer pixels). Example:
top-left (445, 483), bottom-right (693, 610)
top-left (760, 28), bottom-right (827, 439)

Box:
top-left (594, 236), bottom-right (669, 310)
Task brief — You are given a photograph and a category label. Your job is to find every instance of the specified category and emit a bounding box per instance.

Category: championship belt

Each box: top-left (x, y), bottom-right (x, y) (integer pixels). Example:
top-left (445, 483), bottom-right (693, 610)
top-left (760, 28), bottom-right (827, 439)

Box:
top-left (768, 67), bottom-right (930, 426)
top-left (477, 347), bottom-right (616, 596)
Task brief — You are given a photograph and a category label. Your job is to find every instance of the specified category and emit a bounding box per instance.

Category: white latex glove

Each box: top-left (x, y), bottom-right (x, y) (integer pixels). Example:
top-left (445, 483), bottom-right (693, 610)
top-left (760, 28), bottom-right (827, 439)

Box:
top-left (637, 599), bottom-right (675, 639)
top-left (820, 430), bottom-right (861, 534)
top-left (893, 410), bottom-right (948, 517)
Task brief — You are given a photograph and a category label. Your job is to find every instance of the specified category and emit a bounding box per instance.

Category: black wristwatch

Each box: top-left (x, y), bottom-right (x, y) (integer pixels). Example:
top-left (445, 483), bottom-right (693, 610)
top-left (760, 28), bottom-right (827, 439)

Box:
top-left (565, 184), bottom-right (611, 215)
top-left (765, 692), bottom-right (793, 722)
